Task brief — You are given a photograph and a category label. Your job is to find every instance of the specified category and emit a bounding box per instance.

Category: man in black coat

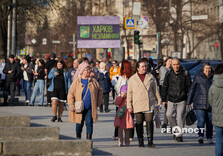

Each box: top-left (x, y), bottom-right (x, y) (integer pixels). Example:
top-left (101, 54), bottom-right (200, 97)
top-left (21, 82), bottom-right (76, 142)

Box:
top-left (162, 58), bottom-right (191, 142)
top-left (3, 55), bottom-right (21, 106)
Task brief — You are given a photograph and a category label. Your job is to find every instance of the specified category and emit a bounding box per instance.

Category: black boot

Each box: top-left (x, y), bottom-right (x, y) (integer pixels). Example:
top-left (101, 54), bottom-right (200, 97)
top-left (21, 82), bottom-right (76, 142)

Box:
top-left (76, 133), bottom-right (81, 139)
top-left (136, 124), bottom-right (144, 147)
top-left (100, 105), bottom-right (103, 113)
top-left (86, 133), bottom-right (92, 140)
top-left (146, 122), bottom-right (155, 148)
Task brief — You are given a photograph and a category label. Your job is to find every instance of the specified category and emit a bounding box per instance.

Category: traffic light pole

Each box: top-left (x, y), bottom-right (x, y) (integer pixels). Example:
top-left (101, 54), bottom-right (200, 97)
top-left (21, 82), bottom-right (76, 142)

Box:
top-left (140, 29), bottom-right (143, 59)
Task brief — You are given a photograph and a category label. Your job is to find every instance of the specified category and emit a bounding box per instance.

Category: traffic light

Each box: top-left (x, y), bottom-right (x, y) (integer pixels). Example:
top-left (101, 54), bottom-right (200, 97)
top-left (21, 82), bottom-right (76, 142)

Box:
top-left (134, 30), bottom-right (140, 44)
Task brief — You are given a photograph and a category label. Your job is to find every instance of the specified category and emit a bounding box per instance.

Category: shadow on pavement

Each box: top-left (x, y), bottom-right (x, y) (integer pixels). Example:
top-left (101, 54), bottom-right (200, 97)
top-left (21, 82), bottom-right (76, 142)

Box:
top-left (31, 115), bottom-right (68, 120)
top-left (155, 142), bottom-right (215, 149)
top-left (93, 148), bottom-right (112, 156)
top-left (30, 123), bottom-right (48, 127)
top-left (59, 135), bottom-right (76, 140)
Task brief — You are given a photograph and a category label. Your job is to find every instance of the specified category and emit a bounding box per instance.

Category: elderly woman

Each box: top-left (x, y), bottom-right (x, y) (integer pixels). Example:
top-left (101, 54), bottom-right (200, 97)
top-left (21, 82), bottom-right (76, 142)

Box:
top-left (187, 62), bottom-right (214, 144)
top-left (67, 63), bottom-right (103, 140)
top-left (127, 59), bottom-right (162, 148)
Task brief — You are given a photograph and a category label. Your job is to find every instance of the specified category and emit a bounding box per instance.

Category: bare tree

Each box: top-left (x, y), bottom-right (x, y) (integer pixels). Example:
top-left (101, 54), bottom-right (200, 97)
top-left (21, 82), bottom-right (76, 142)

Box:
top-left (142, 0), bottom-right (169, 58)
top-left (0, 0), bottom-right (59, 58)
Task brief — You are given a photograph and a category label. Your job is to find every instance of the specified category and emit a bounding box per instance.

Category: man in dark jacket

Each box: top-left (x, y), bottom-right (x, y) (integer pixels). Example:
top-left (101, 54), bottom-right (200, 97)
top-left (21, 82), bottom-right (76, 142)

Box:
top-left (162, 58), bottom-right (191, 142)
top-left (3, 54), bottom-right (21, 106)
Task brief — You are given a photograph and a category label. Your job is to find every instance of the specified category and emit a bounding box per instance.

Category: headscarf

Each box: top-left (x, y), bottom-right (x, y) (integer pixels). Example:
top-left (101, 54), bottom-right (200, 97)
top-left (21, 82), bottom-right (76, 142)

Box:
top-left (72, 63), bottom-right (89, 80)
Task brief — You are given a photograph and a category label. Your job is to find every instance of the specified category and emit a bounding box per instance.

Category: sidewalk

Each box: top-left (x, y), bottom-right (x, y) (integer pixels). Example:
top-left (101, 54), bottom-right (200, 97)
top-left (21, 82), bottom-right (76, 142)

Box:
top-left (0, 92), bottom-right (215, 156)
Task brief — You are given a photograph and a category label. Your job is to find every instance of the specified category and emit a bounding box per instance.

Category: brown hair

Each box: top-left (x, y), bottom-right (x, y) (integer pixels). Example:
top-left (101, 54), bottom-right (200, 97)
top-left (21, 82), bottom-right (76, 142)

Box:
top-left (214, 63), bottom-right (223, 74)
top-left (121, 60), bottom-right (132, 79)
top-left (54, 58), bottom-right (68, 71)
top-left (66, 55), bottom-right (73, 69)
top-left (201, 62), bottom-right (213, 73)
top-left (163, 57), bottom-right (172, 67)
top-left (135, 59), bottom-right (147, 73)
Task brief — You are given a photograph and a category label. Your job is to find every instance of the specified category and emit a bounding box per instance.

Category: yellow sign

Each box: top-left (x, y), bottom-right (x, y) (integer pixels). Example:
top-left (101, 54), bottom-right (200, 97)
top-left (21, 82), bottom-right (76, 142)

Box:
top-left (124, 17), bottom-right (136, 29)
top-left (20, 49), bottom-right (26, 56)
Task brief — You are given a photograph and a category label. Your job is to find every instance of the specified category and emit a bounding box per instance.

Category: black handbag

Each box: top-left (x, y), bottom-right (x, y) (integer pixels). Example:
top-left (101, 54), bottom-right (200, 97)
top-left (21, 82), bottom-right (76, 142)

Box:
top-left (186, 105), bottom-right (197, 126)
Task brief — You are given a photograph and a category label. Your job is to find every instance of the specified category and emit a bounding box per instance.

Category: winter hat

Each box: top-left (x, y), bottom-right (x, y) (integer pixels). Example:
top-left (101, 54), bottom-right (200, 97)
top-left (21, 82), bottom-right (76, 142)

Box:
top-left (99, 62), bottom-right (106, 69)
top-left (73, 63), bottom-right (89, 80)
top-left (120, 85), bottom-right (127, 93)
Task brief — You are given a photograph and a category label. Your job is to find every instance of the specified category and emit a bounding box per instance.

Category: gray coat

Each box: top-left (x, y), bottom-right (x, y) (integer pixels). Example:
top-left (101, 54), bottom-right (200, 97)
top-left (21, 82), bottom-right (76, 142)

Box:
top-left (208, 74), bottom-right (223, 127)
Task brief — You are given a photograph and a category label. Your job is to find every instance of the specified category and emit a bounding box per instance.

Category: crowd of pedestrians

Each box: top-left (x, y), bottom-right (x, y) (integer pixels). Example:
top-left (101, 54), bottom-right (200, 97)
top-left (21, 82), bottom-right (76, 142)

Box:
top-left (0, 53), bottom-right (222, 156)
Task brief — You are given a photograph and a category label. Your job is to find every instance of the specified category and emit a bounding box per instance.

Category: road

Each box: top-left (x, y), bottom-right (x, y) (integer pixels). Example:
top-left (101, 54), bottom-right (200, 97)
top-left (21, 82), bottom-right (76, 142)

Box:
top-left (0, 92), bottom-right (215, 156)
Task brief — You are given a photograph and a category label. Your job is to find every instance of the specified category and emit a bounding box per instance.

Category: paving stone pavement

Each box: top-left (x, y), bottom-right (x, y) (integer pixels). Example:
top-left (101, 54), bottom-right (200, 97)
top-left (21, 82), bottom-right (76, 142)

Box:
top-left (0, 92), bottom-right (215, 156)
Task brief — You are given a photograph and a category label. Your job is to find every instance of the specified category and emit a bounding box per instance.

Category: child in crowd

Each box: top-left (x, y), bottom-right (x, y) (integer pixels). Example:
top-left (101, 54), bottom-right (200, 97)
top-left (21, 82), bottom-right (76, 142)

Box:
top-left (114, 85), bottom-right (134, 147)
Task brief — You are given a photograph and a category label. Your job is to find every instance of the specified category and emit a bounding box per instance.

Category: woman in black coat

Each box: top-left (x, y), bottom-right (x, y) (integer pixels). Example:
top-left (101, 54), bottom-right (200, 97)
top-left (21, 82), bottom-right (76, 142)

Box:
top-left (187, 62), bottom-right (214, 144)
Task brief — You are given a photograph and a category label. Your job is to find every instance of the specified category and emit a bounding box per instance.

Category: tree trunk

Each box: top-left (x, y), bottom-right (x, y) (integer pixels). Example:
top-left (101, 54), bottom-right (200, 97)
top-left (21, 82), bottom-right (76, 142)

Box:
top-left (180, 34), bottom-right (184, 59)
top-left (0, 23), bottom-right (7, 58)
top-left (173, 30), bottom-right (178, 52)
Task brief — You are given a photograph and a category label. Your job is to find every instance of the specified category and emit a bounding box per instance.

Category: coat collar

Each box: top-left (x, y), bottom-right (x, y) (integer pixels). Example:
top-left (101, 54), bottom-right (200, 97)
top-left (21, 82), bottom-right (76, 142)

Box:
top-left (134, 73), bottom-right (153, 90)
top-left (77, 76), bottom-right (93, 83)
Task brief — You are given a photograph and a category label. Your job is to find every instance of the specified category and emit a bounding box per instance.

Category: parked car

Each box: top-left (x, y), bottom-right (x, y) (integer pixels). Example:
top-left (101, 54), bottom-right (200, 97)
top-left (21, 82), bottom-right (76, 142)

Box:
top-left (181, 61), bottom-right (201, 71)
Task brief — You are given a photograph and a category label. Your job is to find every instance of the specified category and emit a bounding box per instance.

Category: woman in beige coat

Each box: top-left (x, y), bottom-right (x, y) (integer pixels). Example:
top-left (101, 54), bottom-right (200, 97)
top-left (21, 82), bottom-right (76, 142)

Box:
top-left (67, 63), bottom-right (103, 140)
top-left (127, 59), bottom-right (162, 147)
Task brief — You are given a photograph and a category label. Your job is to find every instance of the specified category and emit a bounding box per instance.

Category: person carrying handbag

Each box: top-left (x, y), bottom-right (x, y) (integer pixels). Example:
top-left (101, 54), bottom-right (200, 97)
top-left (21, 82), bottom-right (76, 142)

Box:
top-left (187, 62), bottom-right (214, 144)
top-left (68, 63), bottom-right (103, 140)
top-left (114, 85), bottom-right (134, 147)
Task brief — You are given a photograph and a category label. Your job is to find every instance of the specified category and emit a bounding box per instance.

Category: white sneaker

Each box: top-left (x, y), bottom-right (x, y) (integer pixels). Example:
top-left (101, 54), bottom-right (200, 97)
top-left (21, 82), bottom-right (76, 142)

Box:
top-left (112, 136), bottom-right (118, 140)
top-left (207, 138), bottom-right (213, 144)
top-left (25, 100), bottom-right (30, 103)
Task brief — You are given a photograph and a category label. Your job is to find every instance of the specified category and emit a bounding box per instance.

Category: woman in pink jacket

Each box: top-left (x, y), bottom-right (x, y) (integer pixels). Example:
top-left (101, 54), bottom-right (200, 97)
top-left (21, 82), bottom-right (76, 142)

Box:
top-left (114, 85), bottom-right (134, 147)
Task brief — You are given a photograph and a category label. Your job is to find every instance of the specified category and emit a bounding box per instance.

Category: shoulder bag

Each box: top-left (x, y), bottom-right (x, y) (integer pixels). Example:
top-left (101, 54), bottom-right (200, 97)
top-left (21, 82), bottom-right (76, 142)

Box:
top-left (116, 106), bottom-right (127, 118)
top-left (75, 86), bottom-right (89, 113)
